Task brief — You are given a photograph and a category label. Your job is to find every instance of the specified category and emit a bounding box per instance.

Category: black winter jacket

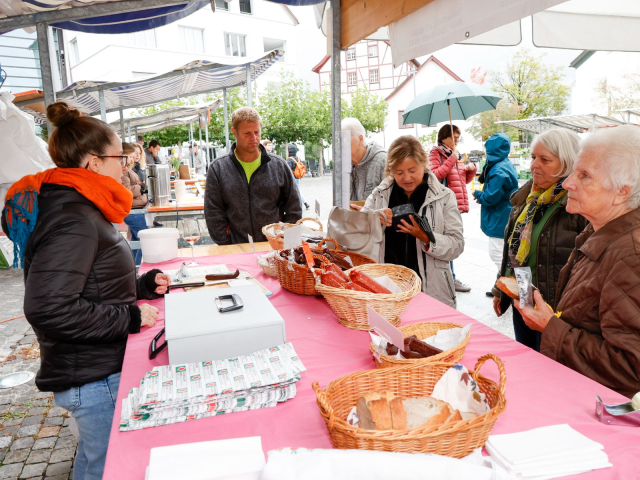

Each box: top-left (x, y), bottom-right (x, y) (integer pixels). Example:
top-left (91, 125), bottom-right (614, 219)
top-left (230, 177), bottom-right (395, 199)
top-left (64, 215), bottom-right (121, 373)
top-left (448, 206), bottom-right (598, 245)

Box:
top-left (494, 180), bottom-right (589, 312)
top-left (204, 143), bottom-right (302, 245)
top-left (1, 184), bottom-right (161, 392)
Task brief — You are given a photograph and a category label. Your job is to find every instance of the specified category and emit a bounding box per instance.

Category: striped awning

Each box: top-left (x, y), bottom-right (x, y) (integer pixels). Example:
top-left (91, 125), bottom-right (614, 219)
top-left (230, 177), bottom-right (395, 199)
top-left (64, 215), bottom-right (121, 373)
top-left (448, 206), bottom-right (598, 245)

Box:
top-left (135, 115), bottom-right (198, 134)
top-left (495, 113), bottom-right (627, 134)
top-left (109, 99), bottom-right (221, 130)
top-left (56, 50), bottom-right (282, 116)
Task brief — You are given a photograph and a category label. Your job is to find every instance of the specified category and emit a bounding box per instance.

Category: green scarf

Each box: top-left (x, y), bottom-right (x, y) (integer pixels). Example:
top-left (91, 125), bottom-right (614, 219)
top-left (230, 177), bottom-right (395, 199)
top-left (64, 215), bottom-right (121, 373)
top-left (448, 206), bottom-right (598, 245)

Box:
top-left (508, 180), bottom-right (567, 267)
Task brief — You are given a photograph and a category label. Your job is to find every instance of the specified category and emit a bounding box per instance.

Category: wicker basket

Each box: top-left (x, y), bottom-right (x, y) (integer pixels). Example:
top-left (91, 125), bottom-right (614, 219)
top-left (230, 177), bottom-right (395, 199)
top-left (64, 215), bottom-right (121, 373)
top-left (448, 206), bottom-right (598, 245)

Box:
top-left (312, 238), bottom-right (376, 269)
top-left (315, 264), bottom-right (421, 331)
top-left (370, 322), bottom-right (471, 368)
top-left (312, 354), bottom-right (507, 458)
top-left (262, 217), bottom-right (323, 250)
top-left (257, 257), bottom-right (278, 277)
top-left (274, 253), bottom-right (328, 296)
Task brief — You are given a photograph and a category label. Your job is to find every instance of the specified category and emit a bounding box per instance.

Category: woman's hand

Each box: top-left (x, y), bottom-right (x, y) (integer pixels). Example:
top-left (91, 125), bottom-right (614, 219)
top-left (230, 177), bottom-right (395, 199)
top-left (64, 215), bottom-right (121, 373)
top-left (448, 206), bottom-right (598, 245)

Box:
top-left (154, 273), bottom-right (171, 295)
top-left (514, 290), bottom-right (554, 332)
top-left (139, 303), bottom-right (159, 328)
top-left (397, 215), bottom-right (429, 244)
top-left (350, 204), bottom-right (363, 211)
top-left (493, 296), bottom-right (502, 317)
top-left (379, 208), bottom-right (392, 227)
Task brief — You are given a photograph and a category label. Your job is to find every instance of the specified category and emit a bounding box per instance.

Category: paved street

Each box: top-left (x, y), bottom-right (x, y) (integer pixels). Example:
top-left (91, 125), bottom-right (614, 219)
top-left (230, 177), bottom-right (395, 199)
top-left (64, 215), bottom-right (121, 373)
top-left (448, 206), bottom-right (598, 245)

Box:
top-left (0, 172), bottom-right (513, 478)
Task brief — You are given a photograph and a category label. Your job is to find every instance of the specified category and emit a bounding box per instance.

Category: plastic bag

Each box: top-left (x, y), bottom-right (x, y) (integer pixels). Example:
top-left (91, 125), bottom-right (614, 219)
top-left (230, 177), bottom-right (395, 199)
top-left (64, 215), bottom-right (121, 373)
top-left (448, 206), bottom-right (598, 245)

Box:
top-left (514, 267), bottom-right (534, 309)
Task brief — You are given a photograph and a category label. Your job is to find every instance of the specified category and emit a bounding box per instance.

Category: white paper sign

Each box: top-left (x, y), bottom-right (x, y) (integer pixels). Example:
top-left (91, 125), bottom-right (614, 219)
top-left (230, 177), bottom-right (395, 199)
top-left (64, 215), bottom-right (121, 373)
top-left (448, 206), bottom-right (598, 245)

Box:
top-left (367, 307), bottom-right (405, 351)
top-left (283, 224), bottom-right (303, 250)
top-left (315, 200), bottom-right (321, 218)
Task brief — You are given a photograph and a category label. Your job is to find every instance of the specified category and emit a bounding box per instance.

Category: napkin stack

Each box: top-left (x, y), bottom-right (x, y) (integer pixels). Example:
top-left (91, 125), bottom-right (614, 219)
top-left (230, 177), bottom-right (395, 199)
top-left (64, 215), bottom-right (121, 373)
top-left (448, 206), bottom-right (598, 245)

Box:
top-left (485, 424), bottom-right (612, 479)
top-left (120, 343), bottom-right (305, 431)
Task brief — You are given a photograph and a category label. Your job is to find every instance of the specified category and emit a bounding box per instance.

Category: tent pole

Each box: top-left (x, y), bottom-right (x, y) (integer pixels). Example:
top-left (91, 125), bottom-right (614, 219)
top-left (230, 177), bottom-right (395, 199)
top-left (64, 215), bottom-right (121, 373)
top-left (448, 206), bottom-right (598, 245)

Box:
top-left (331, 0), bottom-right (342, 207)
top-left (99, 90), bottom-right (107, 122)
top-left (134, 126), bottom-right (139, 145)
top-left (36, 22), bottom-right (56, 133)
top-left (127, 120), bottom-right (131, 143)
top-left (246, 64), bottom-right (252, 107)
top-left (119, 109), bottom-right (125, 140)
top-left (223, 88), bottom-right (229, 151)
top-left (189, 122), bottom-right (194, 169)
top-left (198, 114), bottom-right (203, 170)
top-left (205, 112), bottom-right (211, 169)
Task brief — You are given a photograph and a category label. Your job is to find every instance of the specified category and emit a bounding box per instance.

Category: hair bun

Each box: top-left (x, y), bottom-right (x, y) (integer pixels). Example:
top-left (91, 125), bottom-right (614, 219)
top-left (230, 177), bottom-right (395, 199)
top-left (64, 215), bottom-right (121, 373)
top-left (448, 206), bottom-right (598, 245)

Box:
top-left (46, 102), bottom-right (81, 127)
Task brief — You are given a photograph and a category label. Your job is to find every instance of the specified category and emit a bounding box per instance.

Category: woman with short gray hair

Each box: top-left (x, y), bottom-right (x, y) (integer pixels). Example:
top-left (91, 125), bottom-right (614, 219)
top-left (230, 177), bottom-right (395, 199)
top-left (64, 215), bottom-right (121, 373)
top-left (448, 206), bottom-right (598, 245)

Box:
top-left (514, 125), bottom-right (640, 397)
top-left (493, 128), bottom-right (588, 351)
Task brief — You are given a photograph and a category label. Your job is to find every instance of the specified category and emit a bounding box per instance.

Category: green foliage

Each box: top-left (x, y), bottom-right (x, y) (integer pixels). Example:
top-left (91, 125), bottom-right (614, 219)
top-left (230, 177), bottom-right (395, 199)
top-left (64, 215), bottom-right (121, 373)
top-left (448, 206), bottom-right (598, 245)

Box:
top-left (419, 130), bottom-right (438, 151)
top-left (342, 87), bottom-right (388, 134)
top-left (489, 49), bottom-right (570, 119)
top-left (468, 100), bottom-right (520, 142)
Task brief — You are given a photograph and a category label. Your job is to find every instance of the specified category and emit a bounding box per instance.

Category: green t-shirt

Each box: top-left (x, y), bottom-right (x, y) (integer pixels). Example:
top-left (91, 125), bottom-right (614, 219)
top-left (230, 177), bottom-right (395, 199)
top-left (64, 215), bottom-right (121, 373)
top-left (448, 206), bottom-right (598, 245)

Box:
top-left (239, 156), bottom-right (261, 183)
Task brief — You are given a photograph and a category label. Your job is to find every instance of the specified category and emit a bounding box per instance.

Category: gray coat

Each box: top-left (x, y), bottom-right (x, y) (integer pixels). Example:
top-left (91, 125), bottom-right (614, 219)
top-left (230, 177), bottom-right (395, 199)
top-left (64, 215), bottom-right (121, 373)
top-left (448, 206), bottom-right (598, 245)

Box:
top-left (351, 143), bottom-right (387, 201)
top-left (204, 143), bottom-right (302, 245)
top-left (362, 171), bottom-right (464, 308)
top-left (145, 149), bottom-right (159, 165)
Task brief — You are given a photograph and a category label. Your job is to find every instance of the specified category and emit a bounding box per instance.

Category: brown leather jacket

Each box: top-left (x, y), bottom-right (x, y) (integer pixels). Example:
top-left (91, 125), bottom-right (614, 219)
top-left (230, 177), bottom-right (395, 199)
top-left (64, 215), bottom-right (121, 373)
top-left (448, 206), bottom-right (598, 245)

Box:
top-left (494, 180), bottom-right (589, 311)
top-left (121, 169), bottom-right (148, 209)
top-left (541, 207), bottom-right (640, 398)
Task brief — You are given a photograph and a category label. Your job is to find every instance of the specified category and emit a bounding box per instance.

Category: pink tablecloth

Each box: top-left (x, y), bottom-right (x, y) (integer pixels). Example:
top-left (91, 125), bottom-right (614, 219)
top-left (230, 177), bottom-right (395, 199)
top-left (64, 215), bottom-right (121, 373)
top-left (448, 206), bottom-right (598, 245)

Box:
top-left (103, 253), bottom-right (640, 479)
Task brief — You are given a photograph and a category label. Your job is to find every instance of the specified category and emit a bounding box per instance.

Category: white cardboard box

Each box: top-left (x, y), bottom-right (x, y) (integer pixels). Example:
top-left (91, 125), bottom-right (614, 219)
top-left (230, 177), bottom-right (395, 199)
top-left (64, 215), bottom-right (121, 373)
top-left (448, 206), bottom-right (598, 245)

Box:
top-left (164, 285), bottom-right (286, 365)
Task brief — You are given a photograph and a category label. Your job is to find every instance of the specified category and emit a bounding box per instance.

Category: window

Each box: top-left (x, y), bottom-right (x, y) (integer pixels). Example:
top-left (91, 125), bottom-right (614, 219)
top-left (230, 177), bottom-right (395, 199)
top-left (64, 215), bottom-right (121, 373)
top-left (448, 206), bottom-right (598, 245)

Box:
top-left (69, 38), bottom-right (79, 66)
top-left (347, 72), bottom-right (357, 86)
top-left (214, 0), bottom-right (228, 10)
top-left (263, 38), bottom-right (285, 62)
top-left (398, 110), bottom-right (414, 129)
top-left (369, 69), bottom-right (379, 84)
top-left (225, 33), bottom-right (246, 57)
top-left (128, 30), bottom-right (157, 48)
top-left (179, 26), bottom-right (205, 53)
top-left (239, 0), bottom-right (252, 14)
top-left (368, 44), bottom-right (378, 58)
top-left (346, 49), bottom-right (355, 61)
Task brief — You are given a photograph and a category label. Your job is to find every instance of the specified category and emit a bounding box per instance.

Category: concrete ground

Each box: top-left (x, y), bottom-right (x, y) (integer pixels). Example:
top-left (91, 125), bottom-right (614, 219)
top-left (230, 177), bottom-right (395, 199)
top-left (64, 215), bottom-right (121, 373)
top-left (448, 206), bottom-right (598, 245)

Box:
top-left (0, 172), bottom-right (513, 478)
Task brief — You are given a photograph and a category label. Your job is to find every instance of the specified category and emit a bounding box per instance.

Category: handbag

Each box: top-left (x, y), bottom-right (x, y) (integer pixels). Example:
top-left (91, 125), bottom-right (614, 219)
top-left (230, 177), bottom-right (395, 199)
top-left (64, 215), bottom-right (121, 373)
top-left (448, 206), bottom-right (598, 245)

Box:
top-left (327, 206), bottom-right (384, 262)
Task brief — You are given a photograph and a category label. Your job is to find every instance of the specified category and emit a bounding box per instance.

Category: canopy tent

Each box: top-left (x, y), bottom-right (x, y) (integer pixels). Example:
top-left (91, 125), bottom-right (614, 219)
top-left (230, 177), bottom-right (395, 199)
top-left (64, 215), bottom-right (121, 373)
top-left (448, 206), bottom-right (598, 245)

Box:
top-left (134, 115), bottom-right (198, 134)
top-left (495, 113), bottom-right (627, 135)
top-left (57, 50), bottom-right (282, 116)
top-left (108, 100), bottom-right (221, 131)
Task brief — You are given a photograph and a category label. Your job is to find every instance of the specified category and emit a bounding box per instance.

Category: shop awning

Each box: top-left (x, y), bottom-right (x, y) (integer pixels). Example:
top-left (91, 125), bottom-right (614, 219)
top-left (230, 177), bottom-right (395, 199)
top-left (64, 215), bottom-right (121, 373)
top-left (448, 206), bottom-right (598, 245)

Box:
top-left (495, 113), bottom-right (627, 135)
top-left (56, 50), bottom-right (282, 116)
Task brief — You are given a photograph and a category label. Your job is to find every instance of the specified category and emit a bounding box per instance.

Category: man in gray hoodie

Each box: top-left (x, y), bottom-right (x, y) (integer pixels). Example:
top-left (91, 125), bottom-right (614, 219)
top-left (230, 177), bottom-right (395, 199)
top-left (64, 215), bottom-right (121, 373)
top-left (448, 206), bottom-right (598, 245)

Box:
top-left (342, 117), bottom-right (387, 201)
top-left (204, 107), bottom-right (302, 245)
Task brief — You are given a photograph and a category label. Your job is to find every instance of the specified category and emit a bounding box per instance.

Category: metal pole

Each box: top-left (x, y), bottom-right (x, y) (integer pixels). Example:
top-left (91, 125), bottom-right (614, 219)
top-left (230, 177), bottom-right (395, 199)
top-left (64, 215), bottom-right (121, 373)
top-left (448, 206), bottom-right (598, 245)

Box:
top-left (189, 122), bottom-right (194, 168)
top-left (134, 126), bottom-right (139, 145)
top-left (246, 64), bottom-right (252, 107)
top-left (55, 28), bottom-right (69, 88)
top-left (127, 120), bottom-right (131, 143)
top-left (36, 22), bottom-right (55, 132)
top-left (198, 114), bottom-right (203, 171)
top-left (331, 0), bottom-right (342, 207)
top-left (119, 109), bottom-right (125, 139)
top-left (205, 113), bottom-right (211, 169)
top-left (223, 88), bottom-right (229, 151)
top-left (99, 90), bottom-right (107, 122)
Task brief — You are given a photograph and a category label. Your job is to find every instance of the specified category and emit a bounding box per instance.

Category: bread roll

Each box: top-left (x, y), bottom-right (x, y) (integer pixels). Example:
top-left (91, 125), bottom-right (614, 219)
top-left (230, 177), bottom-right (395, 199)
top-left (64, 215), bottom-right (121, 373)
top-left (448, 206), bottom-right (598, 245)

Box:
top-left (496, 276), bottom-right (519, 299)
top-left (402, 397), bottom-right (452, 429)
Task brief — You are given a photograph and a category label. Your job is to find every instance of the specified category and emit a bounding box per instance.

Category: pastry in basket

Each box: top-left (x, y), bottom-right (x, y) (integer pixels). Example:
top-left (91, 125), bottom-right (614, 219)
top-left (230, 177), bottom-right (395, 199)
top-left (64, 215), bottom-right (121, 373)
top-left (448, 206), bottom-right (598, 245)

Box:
top-left (385, 336), bottom-right (443, 359)
top-left (496, 276), bottom-right (519, 299)
top-left (356, 392), bottom-right (463, 430)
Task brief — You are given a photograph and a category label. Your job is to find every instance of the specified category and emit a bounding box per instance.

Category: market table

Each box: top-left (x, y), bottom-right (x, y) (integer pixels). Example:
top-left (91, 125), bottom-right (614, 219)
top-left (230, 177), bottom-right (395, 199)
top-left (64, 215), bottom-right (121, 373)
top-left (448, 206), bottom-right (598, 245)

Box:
top-left (103, 252), bottom-right (640, 479)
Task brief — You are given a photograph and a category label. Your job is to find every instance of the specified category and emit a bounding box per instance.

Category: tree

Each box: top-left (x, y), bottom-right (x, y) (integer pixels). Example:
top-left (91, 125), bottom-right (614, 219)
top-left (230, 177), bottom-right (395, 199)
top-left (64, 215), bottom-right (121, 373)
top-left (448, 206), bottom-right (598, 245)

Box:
top-left (342, 87), bottom-right (388, 134)
top-left (594, 73), bottom-right (640, 115)
top-left (468, 100), bottom-right (520, 142)
top-left (489, 49), bottom-right (570, 119)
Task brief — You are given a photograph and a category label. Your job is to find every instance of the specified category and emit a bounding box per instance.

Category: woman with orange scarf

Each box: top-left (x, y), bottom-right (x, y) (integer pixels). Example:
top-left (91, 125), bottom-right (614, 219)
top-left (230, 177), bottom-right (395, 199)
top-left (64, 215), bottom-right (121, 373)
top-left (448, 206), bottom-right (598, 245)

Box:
top-left (1, 102), bottom-right (170, 480)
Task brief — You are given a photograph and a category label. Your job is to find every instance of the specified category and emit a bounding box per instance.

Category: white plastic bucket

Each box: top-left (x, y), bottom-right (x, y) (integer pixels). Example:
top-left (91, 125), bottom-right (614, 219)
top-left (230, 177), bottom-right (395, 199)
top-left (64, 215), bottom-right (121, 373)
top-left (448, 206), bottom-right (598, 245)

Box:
top-left (139, 228), bottom-right (179, 263)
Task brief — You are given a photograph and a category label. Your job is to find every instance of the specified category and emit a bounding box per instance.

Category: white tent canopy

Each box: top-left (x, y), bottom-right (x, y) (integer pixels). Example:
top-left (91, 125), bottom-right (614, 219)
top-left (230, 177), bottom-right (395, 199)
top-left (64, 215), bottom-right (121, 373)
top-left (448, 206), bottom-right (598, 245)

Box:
top-left (108, 100), bottom-right (221, 130)
top-left (495, 113), bottom-right (627, 135)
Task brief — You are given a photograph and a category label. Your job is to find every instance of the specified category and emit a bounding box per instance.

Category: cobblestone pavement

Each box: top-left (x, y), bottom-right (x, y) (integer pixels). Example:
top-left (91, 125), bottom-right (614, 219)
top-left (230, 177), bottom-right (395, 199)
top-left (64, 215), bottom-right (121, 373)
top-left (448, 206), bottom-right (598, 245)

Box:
top-left (0, 268), bottom-right (77, 480)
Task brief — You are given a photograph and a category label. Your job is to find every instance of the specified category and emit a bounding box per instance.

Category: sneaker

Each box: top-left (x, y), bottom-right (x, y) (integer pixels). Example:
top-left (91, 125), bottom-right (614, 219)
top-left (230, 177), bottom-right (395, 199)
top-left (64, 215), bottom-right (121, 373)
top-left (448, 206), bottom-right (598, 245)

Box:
top-left (304, 203), bottom-right (310, 210)
top-left (486, 291), bottom-right (494, 298)
top-left (454, 279), bottom-right (471, 292)
top-left (153, 221), bottom-right (164, 227)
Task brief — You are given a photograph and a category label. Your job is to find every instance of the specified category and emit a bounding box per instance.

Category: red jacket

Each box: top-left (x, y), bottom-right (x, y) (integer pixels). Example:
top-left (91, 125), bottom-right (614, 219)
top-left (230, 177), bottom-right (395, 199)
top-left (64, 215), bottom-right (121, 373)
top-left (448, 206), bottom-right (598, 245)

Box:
top-left (428, 146), bottom-right (477, 213)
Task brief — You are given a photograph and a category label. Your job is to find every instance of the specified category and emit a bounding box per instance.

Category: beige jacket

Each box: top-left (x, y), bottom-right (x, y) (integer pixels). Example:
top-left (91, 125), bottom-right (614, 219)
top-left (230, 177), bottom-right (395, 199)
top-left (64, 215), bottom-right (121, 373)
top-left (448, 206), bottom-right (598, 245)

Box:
top-left (362, 171), bottom-right (465, 308)
top-left (121, 169), bottom-right (149, 209)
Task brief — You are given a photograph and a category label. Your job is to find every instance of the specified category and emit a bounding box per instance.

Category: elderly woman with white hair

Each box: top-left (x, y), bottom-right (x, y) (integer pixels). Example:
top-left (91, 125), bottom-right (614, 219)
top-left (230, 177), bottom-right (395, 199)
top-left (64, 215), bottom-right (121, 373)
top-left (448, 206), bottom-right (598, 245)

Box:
top-left (514, 125), bottom-right (640, 398)
top-left (341, 117), bottom-right (387, 201)
top-left (493, 128), bottom-right (589, 351)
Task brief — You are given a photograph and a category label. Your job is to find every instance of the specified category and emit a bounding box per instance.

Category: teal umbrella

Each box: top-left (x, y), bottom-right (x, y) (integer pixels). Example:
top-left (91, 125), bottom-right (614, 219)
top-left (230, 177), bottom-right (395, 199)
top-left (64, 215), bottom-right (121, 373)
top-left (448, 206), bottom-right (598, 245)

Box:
top-left (402, 81), bottom-right (502, 131)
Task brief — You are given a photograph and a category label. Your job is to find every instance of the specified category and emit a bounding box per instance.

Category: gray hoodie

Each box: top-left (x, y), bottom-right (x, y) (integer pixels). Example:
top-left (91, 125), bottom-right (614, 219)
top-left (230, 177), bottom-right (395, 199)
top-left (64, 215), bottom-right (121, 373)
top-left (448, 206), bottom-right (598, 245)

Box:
top-left (350, 143), bottom-right (387, 201)
top-left (204, 143), bottom-right (302, 245)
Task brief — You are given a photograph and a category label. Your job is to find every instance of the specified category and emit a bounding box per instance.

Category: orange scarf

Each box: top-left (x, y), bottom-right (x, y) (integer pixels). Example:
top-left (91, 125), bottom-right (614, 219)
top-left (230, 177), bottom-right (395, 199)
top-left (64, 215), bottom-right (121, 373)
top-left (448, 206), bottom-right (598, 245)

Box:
top-left (3, 168), bottom-right (133, 268)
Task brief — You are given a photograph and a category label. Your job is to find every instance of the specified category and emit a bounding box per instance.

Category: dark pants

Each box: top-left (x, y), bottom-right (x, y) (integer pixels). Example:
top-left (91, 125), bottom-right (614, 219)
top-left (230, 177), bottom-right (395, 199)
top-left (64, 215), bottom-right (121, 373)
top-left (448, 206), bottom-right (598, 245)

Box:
top-left (512, 307), bottom-right (542, 351)
top-left (450, 261), bottom-right (455, 281)
top-left (124, 213), bottom-right (148, 265)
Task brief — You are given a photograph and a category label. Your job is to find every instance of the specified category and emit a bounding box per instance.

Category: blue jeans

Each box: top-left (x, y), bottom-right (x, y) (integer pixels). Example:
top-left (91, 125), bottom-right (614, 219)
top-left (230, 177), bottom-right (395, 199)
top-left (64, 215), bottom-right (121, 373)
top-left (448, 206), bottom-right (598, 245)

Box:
top-left (54, 373), bottom-right (121, 480)
top-left (450, 261), bottom-right (456, 281)
top-left (295, 178), bottom-right (307, 205)
top-left (124, 213), bottom-right (148, 265)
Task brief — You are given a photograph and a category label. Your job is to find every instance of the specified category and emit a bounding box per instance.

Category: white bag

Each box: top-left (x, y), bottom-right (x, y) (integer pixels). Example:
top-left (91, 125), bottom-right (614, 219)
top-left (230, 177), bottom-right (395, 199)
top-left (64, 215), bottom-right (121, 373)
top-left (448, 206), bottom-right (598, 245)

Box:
top-left (327, 206), bottom-right (384, 262)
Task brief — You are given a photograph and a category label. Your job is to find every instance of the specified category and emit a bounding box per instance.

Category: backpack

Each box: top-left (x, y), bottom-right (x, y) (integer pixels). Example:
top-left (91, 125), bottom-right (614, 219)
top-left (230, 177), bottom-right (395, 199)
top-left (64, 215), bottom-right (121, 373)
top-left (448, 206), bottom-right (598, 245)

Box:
top-left (290, 157), bottom-right (306, 179)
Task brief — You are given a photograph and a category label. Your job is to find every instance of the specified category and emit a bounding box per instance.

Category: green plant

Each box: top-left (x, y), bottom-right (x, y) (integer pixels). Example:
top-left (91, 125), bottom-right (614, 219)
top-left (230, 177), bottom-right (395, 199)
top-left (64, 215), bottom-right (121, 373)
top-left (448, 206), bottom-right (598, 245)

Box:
top-left (170, 158), bottom-right (181, 172)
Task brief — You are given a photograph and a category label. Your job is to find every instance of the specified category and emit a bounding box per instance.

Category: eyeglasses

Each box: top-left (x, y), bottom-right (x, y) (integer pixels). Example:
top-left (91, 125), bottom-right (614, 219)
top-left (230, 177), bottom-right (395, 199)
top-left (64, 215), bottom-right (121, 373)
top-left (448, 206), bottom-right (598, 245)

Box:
top-left (94, 155), bottom-right (129, 167)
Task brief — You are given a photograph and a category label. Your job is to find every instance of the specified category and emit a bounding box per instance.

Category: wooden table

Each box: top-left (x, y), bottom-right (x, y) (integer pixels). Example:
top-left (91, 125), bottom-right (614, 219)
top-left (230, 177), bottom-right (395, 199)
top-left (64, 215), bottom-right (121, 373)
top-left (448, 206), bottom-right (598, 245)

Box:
top-left (148, 202), bottom-right (205, 213)
top-left (177, 242), bottom-right (270, 257)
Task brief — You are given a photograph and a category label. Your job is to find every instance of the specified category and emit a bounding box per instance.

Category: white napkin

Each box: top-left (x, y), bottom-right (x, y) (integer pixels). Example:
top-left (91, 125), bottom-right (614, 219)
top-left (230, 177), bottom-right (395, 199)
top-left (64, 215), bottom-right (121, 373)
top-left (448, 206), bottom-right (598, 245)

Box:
top-left (147, 436), bottom-right (265, 480)
top-left (423, 324), bottom-right (471, 351)
top-left (486, 424), bottom-right (612, 479)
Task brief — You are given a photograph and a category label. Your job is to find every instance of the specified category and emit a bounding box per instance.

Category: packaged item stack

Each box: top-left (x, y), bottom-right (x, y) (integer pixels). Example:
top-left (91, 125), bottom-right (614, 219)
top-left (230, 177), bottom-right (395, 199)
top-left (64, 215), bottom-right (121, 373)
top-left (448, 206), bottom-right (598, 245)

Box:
top-left (119, 343), bottom-right (305, 431)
